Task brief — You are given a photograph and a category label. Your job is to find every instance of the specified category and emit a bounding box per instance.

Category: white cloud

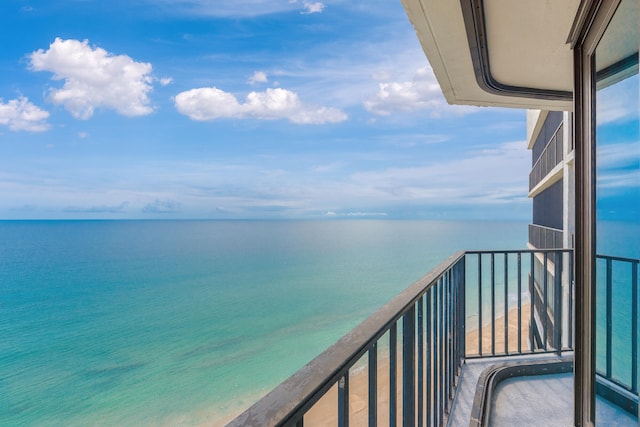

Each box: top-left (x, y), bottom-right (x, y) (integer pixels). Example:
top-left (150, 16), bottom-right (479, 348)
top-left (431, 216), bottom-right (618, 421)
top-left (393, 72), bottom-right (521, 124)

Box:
top-left (0, 135), bottom-right (530, 219)
top-left (301, 2), bottom-right (325, 14)
top-left (597, 142), bottom-right (640, 170)
top-left (311, 162), bottom-right (344, 173)
top-left (345, 211), bottom-right (387, 217)
top-left (596, 142), bottom-right (640, 190)
top-left (597, 169), bottom-right (639, 190)
top-left (159, 77), bottom-right (173, 86)
top-left (248, 71), bottom-right (268, 85)
top-left (364, 67), bottom-right (478, 116)
top-left (78, 131), bottom-right (89, 139)
top-left (63, 202), bottom-right (129, 213)
top-left (596, 74), bottom-right (638, 125)
top-left (174, 86), bottom-right (347, 124)
top-left (29, 38), bottom-right (155, 119)
top-left (174, 87), bottom-right (242, 121)
top-left (142, 199), bottom-right (181, 213)
top-left (150, 0), bottom-right (302, 17)
top-left (159, 141), bottom-right (530, 216)
top-left (0, 96), bottom-right (50, 132)
top-left (348, 140), bottom-right (530, 206)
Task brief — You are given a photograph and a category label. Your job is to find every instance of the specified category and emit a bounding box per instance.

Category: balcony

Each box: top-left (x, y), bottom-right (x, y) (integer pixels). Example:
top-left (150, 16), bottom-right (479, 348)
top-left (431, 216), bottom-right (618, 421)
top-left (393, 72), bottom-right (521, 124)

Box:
top-left (529, 123), bottom-right (564, 192)
top-left (228, 249), bottom-right (638, 426)
top-left (529, 223), bottom-right (564, 250)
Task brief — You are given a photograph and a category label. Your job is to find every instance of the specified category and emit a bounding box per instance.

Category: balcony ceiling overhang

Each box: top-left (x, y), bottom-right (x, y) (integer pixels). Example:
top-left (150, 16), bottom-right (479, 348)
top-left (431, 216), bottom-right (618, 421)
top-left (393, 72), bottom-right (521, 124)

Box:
top-left (401, 0), bottom-right (581, 111)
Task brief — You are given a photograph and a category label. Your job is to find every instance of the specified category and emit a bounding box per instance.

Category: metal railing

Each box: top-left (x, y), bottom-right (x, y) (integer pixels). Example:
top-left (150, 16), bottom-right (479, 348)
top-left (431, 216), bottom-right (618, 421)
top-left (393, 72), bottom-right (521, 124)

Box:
top-left (595, 254), bottom-right (639, 413)
top-left (529, 223), bottom-right (564, 250)
top-left (228, 249), bottom-right (574, 427)
top-left (465, 249), bottom-right (573, 358)
top-left (529, 122), bottom-right (564, 191)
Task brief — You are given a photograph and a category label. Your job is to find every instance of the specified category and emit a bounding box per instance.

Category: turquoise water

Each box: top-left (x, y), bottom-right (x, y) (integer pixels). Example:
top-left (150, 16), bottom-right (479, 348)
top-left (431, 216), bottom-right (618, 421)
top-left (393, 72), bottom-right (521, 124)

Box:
top-left (595, 220), bottom-right (640, 389)
top-left (1, 220), bottom-right (530, 425)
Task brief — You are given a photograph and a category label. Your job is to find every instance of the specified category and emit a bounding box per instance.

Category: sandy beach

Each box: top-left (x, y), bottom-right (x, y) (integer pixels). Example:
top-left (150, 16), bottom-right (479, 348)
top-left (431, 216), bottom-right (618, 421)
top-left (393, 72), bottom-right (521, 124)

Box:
top-left (214, 303), bottom-right (530, 427)
top-left (301, 303), bottom-right (531, 426)
top-left (304, 304), bottom-right (529, 427)
top-left (215, 303), bottom-right (531, 426)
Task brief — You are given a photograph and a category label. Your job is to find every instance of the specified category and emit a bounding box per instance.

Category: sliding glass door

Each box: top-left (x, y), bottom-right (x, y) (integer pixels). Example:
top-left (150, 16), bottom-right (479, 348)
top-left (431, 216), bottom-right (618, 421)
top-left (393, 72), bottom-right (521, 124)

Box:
top-left (594, 0), bottom-right (639, 420)
top-left (574, 0), bottom-right (639, 424)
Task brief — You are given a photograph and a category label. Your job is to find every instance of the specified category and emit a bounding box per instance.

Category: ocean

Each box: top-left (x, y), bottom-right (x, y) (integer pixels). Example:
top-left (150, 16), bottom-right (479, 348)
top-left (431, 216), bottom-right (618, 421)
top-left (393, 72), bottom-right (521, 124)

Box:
top-left (0, 219), bottom-right (631, 425)
top-left (0, 220), bottom-right (528, 426)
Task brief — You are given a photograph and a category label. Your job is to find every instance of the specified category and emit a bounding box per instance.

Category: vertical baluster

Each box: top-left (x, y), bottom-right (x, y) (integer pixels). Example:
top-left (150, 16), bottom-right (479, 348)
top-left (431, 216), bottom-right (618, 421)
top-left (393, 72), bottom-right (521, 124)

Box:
top-left (478, 254), bottom-right (483, 356)
top-left (434, 280), bottom-right (440, 427)
top-left (369, 344), bottom-right (377, 427)
top-left (426, 288), bottom-right (432, 427)
top-left (461, 257), bottom-right (466, 360)
top-left (504, 253), bottom-right (509, 355)
top-left (439, 279), bottom-right (444, 422)
top-left (452, 267), bottom-right (457, 379)
top-left (417, 297), bottom-right (423, 427)
top-left (453, 265), bottom-right (459, 369)
top-left (517, 252), bottom-right (522, 354)
top-left (447, 270), bottom-right (455, 402)
top-left (433, 280), bottom-right (442, 426)
top-left (444, 272), bottom-right (450, 413)
top-left (530, 253), bottom-right (535, 352)
top-left (491, 253), bottom-right (495, 355)
top-left (390, 324), bottom-right (397, 427)
top-left (606, 257), bottom-right (613, 379)
top-left (631, 261), bottom-right (638, 394)
top-left (448, 270), bottom-right (454, 400)
top-left (543, 252), bottom-right (548, 350)
top-left (402, 306), bottom-right (415, 427)
top-left (569, 251), bottom-right (574, 349)
top-left (554, 253), bottom-right (563, 355)
top-left (338, 374), bottom-right (349, 427)
top-left (295, 418), bottom-right (304, 427)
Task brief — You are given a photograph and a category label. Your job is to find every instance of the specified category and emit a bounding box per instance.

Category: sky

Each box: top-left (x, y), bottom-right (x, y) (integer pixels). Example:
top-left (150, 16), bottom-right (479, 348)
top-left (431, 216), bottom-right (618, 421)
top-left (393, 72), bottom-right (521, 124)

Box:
top-left (0, 0), bottom-right (532, 220)
top-left (596, 73), bottom-right (639, 223)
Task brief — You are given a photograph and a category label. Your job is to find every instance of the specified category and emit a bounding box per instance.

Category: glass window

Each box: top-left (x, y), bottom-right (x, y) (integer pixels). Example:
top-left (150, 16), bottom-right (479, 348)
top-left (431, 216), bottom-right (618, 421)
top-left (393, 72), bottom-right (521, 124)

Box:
top-left (594, 0), bottom-right (639, 419)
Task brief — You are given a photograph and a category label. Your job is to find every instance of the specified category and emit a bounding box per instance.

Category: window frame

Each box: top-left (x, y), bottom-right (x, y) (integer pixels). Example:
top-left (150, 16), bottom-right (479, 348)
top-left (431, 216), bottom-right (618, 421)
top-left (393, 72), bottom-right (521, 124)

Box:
top-left (571, 0), bottom-right (627, 425)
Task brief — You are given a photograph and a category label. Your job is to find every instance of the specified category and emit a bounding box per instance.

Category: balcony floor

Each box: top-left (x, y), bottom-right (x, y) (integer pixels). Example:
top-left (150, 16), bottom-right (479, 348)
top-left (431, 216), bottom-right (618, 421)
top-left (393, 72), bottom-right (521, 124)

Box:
top-left (448, 354), bottom-right (638, 426)
top-left (490, 373), bottom-right (637, 426)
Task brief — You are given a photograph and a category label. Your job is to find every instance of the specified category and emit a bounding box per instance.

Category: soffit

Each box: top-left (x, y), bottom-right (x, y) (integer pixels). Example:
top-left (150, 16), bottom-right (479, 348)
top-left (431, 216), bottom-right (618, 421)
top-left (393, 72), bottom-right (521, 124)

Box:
top-left (400, 0), bottom-right (581, 111)
top-left (595, 0), bottom-right (639, 88)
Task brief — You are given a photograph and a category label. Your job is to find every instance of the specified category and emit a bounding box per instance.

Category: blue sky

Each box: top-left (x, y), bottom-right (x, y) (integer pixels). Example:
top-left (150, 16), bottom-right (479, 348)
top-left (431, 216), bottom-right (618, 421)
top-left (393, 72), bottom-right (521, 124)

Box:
top-left (0, 0), bottom-right (531, 220)
top-left (596, 73), bottom-right (639, 222)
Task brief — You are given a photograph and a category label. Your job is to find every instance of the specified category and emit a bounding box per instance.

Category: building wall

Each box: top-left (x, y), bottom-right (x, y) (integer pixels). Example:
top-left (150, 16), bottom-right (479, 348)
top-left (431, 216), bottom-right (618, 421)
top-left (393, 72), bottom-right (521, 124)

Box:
top-left (527, 110), bottom-right (574, 350)
top-left (533, 179), bottom-right (563, 229)
top-left (532, 111), bottom-right (563, 166)
top-left (527, 110), bottom-right (574, 251)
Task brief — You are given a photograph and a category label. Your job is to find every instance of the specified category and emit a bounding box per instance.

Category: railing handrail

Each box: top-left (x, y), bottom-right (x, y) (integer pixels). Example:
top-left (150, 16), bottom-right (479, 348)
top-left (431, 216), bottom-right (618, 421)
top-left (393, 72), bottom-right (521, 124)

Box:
top-left (596, 253), bottom-right (640, 264)
top-left (467, 248), bottom-right (571, 255)
top-left (228, 248), bottom-right (577, 426)
top-left (227, 250), bottom-right (465, 427)
top-left (529, 122), bottom-right (564, 190)
top-left (528, 224), bottom-right (565, 250)
top-left (528, 223), bottom-right (563, 233)
top-left (531, 121), bottom-right (563, 171)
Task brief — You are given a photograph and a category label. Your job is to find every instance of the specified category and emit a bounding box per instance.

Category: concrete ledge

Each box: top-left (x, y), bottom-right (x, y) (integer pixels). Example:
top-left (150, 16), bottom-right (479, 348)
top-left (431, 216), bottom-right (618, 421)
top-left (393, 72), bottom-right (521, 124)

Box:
top-left (469, 358), bottom-right (573, 427)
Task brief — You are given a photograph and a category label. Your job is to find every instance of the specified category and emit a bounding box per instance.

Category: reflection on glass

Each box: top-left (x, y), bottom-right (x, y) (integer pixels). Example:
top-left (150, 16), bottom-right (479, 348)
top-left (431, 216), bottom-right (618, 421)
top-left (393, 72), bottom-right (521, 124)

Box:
top-left (594, 0), bottom-right (639, 418)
